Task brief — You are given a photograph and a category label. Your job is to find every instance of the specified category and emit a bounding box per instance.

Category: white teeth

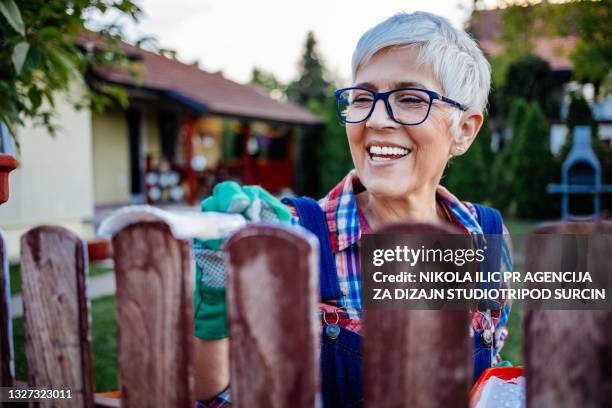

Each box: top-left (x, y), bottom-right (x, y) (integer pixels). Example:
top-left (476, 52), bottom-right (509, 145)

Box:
top-left (368, 145), bottom-right (410, 156)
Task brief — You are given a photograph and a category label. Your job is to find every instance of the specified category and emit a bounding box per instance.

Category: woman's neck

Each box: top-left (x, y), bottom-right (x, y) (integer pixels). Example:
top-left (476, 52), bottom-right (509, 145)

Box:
top-left (356, 185), bottom-right (447, 230)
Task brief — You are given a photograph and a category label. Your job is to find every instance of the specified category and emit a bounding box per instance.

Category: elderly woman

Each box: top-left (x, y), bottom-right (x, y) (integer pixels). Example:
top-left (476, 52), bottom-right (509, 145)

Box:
top-left (193, 11), bottom-right (512, 407)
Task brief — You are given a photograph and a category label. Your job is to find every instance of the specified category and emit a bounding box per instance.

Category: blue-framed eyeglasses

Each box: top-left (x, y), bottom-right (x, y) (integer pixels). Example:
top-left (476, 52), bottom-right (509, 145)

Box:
top-left (334, 87), bottom-right (468, 125)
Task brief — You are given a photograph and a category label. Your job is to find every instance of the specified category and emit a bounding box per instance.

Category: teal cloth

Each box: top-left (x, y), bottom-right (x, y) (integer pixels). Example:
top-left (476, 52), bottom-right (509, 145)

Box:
top-left (193, 182), bottom-right (291, 340)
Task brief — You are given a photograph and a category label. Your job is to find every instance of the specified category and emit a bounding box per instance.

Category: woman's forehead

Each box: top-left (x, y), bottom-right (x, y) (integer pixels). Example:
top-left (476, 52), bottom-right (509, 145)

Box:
top-left (353, 46), bottom-right (442, 93)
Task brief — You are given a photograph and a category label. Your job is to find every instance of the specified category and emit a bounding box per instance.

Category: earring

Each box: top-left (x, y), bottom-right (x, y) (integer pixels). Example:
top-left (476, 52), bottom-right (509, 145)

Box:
top-left (454, 146), bottom-right (465, 155)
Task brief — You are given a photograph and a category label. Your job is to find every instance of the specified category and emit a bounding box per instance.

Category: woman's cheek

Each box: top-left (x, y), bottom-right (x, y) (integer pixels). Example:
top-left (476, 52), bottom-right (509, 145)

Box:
top-left (346, 127), bottom-right (365, 167)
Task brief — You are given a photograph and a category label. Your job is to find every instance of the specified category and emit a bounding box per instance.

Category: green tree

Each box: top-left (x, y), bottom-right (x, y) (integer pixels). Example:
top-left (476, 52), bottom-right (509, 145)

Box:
top-left (512, 102), bottom-right (558, 219)
top-left (488, 3), bottom-right (538, 87)
top-left (558, 92), bottom-right (598, 159)
top-left (489, 99), bottom-right (528, 212)
top-left (0, 0), bottom-right (141, 141)
top-left (568, 0), bottom-right (611, 90)
top-left (312, 95), bottom-right (353, 194)
top-left (249, 67), bottom-right (285, 98)
top-left (443, 115), bottom-right (492, 203)
top-left (286, 31), bottom-right (330, 106)
top-left (489, 1), bottom-right (611, 96)
top-left (496, 55), bottom-right (560, 119)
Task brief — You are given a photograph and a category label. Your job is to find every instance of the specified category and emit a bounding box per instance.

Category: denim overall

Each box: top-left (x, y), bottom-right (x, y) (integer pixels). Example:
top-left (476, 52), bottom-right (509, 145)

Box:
top-left (282, 197), bottom-right (502, 407)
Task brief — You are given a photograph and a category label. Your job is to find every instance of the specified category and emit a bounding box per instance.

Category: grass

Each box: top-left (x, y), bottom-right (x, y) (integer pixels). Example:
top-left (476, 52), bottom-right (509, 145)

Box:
top-left (8, 263), bottom-right (113, 296)
top-left (502, 300), bottom-right (523, 366)
top-left (503, 217), bottom-right (539, 237)
top-left (12, 295), bottom-right (119, 392)
top-left (491, 216), bottom-right (542, 367)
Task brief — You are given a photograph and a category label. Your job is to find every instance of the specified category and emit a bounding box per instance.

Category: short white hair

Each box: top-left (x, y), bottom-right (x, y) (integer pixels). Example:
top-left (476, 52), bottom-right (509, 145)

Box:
top-left (352, 11), bottom-right (491, 115)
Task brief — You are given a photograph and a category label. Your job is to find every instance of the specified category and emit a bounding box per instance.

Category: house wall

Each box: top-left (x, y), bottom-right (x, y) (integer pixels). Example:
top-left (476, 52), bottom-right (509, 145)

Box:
top-left (91, 103), bottom-right (164, 205)
top-left (92, 108), bottom-right (130, 205)
top-left (0, 82), bottom-right (95, 261)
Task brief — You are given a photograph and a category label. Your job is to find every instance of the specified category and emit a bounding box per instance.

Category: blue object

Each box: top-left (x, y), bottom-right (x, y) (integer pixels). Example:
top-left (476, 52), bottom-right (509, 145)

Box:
top-left (281, 197), bottom-right (342, 301)
top-left (548, 126), bottom-right (612, 219)
top-left (472, 203), bottom-right (504, 384)
top-left (320, 325), bottom-right (363, 407)
top-left (334, 86), bottom-right (467, 125)
top-left (473, 204), bottom-right (503, 311)
top-left (163, 90), bottom-right (208, 115)
top-left (284, 196), bottom-right (362, 407)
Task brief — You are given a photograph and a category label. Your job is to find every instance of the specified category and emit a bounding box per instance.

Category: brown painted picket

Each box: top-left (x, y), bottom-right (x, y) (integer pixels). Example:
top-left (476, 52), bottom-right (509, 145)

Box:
top-left (364, 222), bottom-right (471, 408)
top-left (21, 226), bottom-right (94, 408)
top-left (225, 224), bottom-right (319, 408)
top-left (523, 220), bottom-right (612, 408)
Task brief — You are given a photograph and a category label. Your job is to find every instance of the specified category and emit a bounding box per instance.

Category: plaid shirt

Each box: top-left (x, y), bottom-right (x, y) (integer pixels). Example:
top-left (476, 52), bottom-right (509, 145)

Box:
top-left (198, 170), bottom-right (513, 407)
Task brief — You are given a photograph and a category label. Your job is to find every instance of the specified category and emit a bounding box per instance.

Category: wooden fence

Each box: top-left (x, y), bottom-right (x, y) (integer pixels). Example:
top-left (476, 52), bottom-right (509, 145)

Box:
top-left (1, 217), bottom-right (612, 407)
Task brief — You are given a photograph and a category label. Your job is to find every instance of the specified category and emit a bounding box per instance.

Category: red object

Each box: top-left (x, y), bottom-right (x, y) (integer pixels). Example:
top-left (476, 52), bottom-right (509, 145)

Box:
top-left (470, 366), bottom-right (524, 405)
top-left (254, 160), bottom-right (294, 194)
top-left (183, 115), bottom-right (196, 205)
top-left (0, 153), bottom-right (18, 204)
top-left (87, 239), bottom-right (112, 261)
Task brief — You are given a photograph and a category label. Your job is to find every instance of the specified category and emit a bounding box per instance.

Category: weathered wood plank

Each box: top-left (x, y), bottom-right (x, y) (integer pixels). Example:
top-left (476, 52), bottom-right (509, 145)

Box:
top-left (20, 226), bottom-right (93, 407)
top-left (364, 222), bottom-right (471, 408)
top-left (225, 225), bottom-right (319, 408)
top-left (0, 229), bottom-right (13, 387)
top-left (112, 221), bottom-right (194, 408)
top-left (524, 220), bottom-right (612, 408)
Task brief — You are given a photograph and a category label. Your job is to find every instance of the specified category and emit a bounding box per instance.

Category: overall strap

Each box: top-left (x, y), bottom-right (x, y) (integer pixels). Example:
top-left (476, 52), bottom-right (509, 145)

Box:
top-left (472, 204), bottom-right (503, 311)
top-left (473, 204), bottom-right (503, 235)
top-left (471, 203), bottom-right (504, 383)
top-left (281, 197), bottom-right (342, 301)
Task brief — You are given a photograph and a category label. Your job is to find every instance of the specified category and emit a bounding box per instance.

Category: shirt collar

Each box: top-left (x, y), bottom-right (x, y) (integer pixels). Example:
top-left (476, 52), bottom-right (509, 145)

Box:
top-left (321, 170), bottom-right (483, 253)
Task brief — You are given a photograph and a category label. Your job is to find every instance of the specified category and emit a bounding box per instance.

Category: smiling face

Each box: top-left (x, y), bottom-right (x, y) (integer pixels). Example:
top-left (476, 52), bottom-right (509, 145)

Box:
top-left (347, 46), bottom-right (462, 200)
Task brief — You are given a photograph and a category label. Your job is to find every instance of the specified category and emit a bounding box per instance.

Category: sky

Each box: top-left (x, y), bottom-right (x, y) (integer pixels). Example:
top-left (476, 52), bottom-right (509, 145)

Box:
top-left (87, 0), bottom-right (498, 86)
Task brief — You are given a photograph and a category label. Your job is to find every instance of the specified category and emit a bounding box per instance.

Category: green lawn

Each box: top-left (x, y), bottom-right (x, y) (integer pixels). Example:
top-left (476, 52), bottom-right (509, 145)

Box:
top-left (503, 217), bottom-right (539, 237)
top-left (492, 216), bottom-right (540, 367)
top-left (502, 299), bottom-right (523, 366)
top-left (12, 295), bottom-right (119, 392)
top-left (8, 263), bottom-right (113, 296)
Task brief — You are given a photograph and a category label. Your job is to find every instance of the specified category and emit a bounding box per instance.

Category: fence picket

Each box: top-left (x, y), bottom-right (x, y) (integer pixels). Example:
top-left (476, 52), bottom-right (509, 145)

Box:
top-left (524, 220), bottom-right (612, 407)
top-left (364, 223), bottom-right (471, 408)
top-left (112, 221), bottom-right (194, 408)
top-left (225, 225), bottom-right (319, 408)
top-left (20, 226), bottom-right (94, 407)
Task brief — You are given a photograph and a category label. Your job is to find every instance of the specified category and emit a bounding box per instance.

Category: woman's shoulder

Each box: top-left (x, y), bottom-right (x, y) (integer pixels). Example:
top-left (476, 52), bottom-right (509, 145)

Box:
top-left (462, 204), bottom-right (512, 249)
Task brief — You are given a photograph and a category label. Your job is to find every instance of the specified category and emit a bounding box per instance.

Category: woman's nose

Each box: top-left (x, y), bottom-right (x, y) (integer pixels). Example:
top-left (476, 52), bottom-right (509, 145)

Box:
top-left (366, 98), bottom-right (399, 129)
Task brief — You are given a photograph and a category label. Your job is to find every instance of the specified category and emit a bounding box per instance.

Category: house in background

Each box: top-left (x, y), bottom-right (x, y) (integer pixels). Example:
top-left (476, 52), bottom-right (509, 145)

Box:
top-left (89, 39), bottom-right (321, 207)
top-left (0, 39), bottom-right (320, 260)
top-left (469, 8), bottom-right (612, 154)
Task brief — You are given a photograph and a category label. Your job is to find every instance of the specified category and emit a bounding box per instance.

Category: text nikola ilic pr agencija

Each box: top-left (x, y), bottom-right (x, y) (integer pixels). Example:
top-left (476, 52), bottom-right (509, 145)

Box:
top-left (368, 245), bottom-right (602, 302)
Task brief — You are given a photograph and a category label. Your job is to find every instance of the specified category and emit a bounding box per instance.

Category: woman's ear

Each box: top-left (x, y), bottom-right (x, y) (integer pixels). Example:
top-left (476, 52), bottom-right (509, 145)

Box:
top-left (451, 110), bottom-right (484, 156)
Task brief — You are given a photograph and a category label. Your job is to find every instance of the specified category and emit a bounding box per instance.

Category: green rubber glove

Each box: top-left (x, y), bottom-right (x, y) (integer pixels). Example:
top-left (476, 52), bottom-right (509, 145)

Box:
top-left (193, 181), bottom-right (291, 340)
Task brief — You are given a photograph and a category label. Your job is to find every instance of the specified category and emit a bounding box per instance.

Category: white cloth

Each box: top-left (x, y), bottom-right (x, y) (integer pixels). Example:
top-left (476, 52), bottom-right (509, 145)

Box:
top-left (97, 205), bottom-right (246, 240)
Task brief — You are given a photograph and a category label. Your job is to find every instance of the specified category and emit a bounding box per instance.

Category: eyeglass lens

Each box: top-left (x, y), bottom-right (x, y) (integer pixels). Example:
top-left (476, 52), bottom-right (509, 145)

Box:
top-left (338, 89), bottom-right (431, 124)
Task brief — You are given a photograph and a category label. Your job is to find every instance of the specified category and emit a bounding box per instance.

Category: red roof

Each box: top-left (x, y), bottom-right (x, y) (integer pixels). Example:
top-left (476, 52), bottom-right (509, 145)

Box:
top-left (87, 39), bottom-right (321, 125)
top-left (470, 9), bottom-right (577, 71)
